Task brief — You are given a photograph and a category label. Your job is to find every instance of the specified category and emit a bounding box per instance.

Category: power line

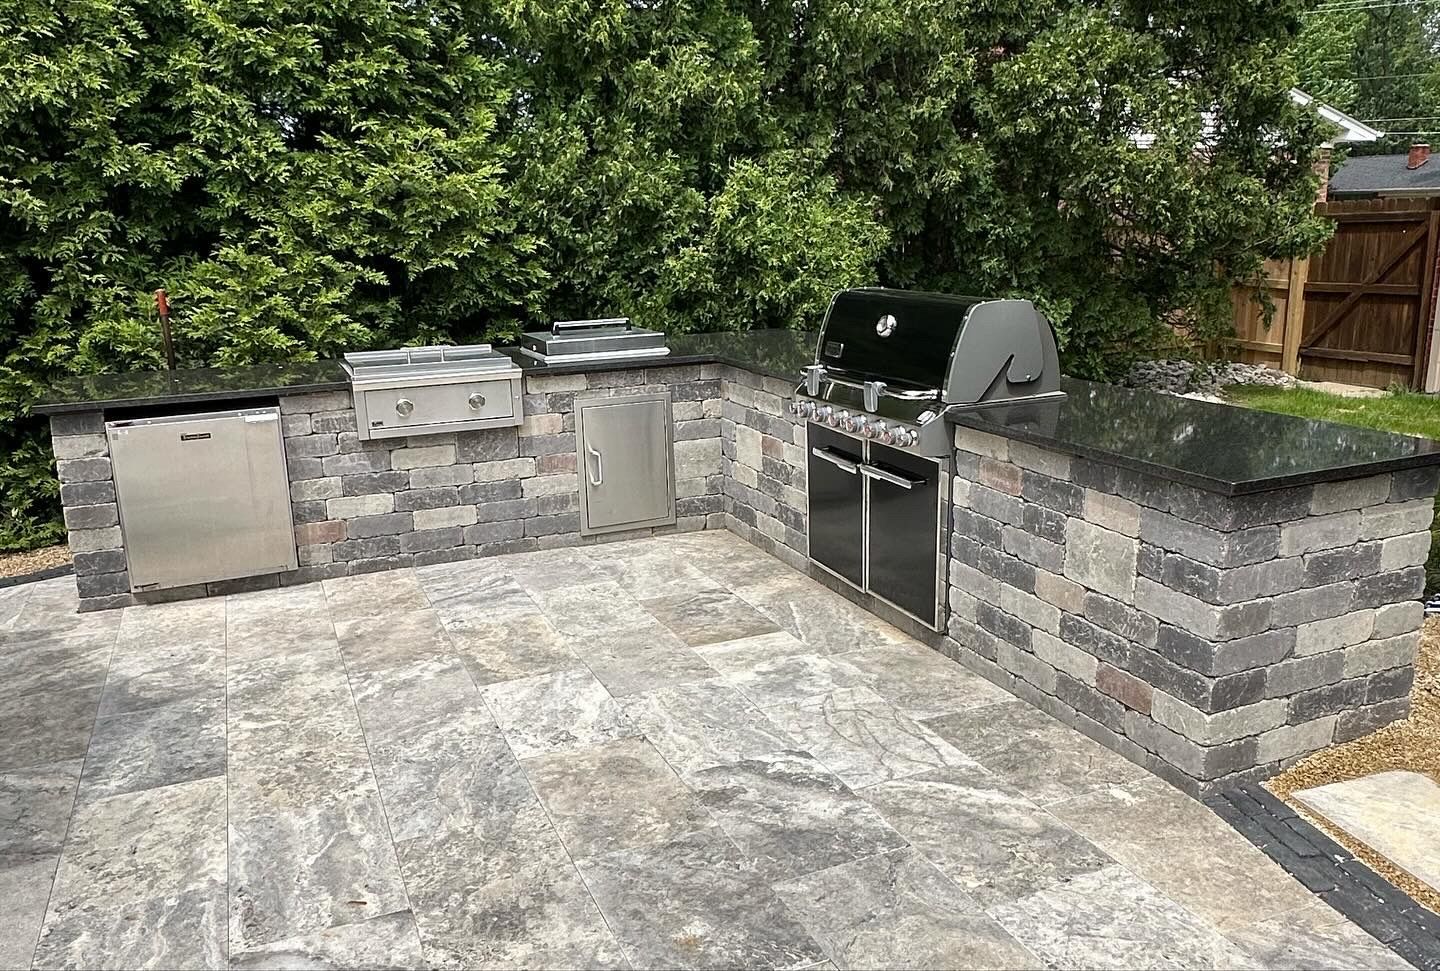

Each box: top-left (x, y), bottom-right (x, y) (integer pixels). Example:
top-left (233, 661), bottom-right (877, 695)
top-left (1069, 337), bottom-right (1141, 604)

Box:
top-left (1358, 116), bottom-right (1440, 121)
top-left (1306, 0), bottom-right (1440, 13)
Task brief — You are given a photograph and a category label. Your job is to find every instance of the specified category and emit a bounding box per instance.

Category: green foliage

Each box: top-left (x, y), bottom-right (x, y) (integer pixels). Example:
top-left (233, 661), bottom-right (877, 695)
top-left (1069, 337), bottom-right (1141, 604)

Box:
top-left (1293, 2), bottom-right (1440, 153)
top-left (0, 0), bottom-right (1330, 551)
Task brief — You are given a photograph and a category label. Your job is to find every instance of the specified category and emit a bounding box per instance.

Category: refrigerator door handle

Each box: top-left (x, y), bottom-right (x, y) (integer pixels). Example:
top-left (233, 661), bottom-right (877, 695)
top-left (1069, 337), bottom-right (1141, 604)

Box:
top-left (587, 443), bottom-right (604, 487)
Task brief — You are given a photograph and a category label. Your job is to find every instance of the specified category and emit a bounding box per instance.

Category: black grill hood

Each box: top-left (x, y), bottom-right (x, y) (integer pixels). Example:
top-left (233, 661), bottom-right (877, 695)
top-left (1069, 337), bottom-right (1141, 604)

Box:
top-left (816, 289), bottom-right (985, 390)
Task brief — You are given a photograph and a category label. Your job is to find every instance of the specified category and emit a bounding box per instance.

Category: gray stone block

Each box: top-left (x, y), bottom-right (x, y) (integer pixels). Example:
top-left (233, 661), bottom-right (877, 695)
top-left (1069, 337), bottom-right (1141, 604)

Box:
top-left (1140, 509), bottom-right (1277, 567)
top-left (73, 549), bottom-right (127, 576)
top-left (51, 433), bottom-right (109, 460)
top-left (63, 503), bottom-right (118, 530)
top-left (395, 488), bottom-right (461, 512)
top-left (412, 546), bottom-right (475, 569)
top-left (1302, 542), bottom-right (1381, 585)
top-left (1359, 498), bottom-right (1434, 540)
top-left (1215, 557), bottom-right (1306, 605)
top-left (68, 526), bottom-right (122, 553)
top-left (310, 410), bottom-right (358, 434)
top-left (1149, 693), bottom-right (1286, 746)
top-left (408, 464), bottom-right (473, 491)
top-left (970, 484), bottom-right (1022, 526)
top-left (327, 494), bottom-right (394, 519)
top-left (1020, 475), bottom-right (1083, 516)
top-left (284, 434), bottom-right (339, 459)
top-left (400, 527), bottom-right (464, 553)
top-left (350, 554), bottom-right (413, 575)
top-left (1002, 525), bottom-right (1064, 572)
top-left (286, 457), bottom-right (324, 481)
top-left (1058, 613), bottom-right (1130, 667)
top-left (1310, 475), bottom-right (1392, 515)
top-left (340, 471), bottom-right (410, 496)
top-left (975, 602), bottom-right (1031, 649)
top-left (291, 500), bottom-right (328, 524)
top-left (280, 391), bottom-right (351, 414)
top-left (461, 481), bottom-right (524, 503)
top-left (1255, 716), bottom-right (1336, 764)
top-left (1288, 678), bottom-right (1368, 723)
top-left (995, 641), bottom-right (1056, 694)
top-left (1159, 554), bottom-right (1222, 603)
top-left (1373, 600), bottom-right (1423, 638)
top-left (999, 586), bottom-right (1060, 634)
top-left (56, 457), bottom-right (112, 483)
top-left (390, 444), bottom-right (456, 470)
top-left (1082, 592), bottom-right (1158, 646)
top-left (345, 512), bottom-right (413, 539)
top-left (1264, 652), bottom-right (1345, 699)
top-left (1019, 504), bottom-right (1067, 544)
top-left (1036, 635), bottom-right (1099, 686)
top-left (1365, 666), bottom-right (1414, 703)
top-left (1294, 609), bottom-right (1374, 657)
top-left (333, 535), bottom-right (402, 561)
top-left (75, 570), bottom-right (129, 598)
top-left (1380, 531), bottom-right (1431, 571)
top-left (1034, 570), bottom-right (1085, 613)
top-left (290, 477), bottom-right (342, 502)
top-left (1268, 581), bottom-right (1355, 628)
top-left (1351, 566), bottom-right (1425, 609)
top-left (1342, 632), bottom-right (1419, 678)
top-left (1154, 624), bottom-right (1293, 677)
top-left (322, 451), bottom-right (390, 476)
top-left (526, 513), bottom-right (581, 537)
top-left (519, 433), bottom-right (576, 457)
top-left (976, 546), bottom-right (1035, 594)
top-left (475, 498), bottom-right (536, 523)
top-left (281, 414), bottom-right (312, 437)
top-left (1064, 518), bottom-right (1137, 603)
top-left (1334, 698), bottom-right (1409, 743)
top-left (49, 412), bottom-right (104, 436)
top-left (59, 481), bottom-right (115, 506)
top-left (464, 520), bottom-right (526, 545)
top-left (1389, 466), bottom-right (1440, 502)
top-left (1136, 578), bottom-right (1268, 641)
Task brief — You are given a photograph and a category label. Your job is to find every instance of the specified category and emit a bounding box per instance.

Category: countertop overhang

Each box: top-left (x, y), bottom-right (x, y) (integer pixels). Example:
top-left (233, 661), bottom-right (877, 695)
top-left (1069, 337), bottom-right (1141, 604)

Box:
top-left (34, 330), bottom-right (1440, 496)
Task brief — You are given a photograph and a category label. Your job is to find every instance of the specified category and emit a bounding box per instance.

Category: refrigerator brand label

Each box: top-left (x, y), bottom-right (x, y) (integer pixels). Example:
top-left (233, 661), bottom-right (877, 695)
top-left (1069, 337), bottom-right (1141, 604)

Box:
top-left (180, 432), bottom-right (212, 442)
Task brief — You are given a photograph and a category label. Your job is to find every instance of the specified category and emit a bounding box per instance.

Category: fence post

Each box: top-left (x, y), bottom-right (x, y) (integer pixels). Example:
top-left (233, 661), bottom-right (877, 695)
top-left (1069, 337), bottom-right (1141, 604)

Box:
top-left (1281, 257), bottom-right (1308, 376)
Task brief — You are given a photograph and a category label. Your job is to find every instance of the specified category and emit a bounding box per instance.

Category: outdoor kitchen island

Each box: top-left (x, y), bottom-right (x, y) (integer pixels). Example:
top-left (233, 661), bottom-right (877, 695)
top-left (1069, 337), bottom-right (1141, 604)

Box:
top-left (34, 326), bottom-right (1440, 795)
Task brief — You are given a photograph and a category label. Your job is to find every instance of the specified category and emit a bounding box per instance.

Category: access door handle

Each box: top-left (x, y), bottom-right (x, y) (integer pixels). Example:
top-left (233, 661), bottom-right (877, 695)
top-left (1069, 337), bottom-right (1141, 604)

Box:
top-left (587, 443), bottom-right (604, 487)
top-left (811, 446), bottom-right (859, 474)
top-left (860, 463), bottom-right (920, 490)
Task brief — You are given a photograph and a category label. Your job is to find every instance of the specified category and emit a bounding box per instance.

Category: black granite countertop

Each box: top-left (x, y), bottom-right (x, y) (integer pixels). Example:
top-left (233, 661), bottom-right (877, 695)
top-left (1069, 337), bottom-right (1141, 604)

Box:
top-left (32, 330), bottom-right (1440, 495)
top-left (954, 377), bottom-right (1440, 495)
top-left (34, 360), bottom-right (350, 415)
top-left (500, 328), bottom-right (815, 382)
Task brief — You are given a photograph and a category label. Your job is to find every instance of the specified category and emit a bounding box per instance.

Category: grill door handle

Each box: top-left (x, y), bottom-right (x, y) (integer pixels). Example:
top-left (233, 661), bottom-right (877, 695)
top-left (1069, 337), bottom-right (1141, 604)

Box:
top-left (811, 446), bottom-right (859, 474)
top-left (587, 443), bottom-right (604, 487)
top-left (860, 464), bottom-right (920, 490)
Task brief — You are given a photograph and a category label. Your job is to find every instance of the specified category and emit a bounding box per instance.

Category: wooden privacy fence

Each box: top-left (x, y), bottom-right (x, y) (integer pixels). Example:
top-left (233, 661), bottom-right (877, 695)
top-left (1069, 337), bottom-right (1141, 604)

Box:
top-left (1231, 197), bottom-right (1440, 390)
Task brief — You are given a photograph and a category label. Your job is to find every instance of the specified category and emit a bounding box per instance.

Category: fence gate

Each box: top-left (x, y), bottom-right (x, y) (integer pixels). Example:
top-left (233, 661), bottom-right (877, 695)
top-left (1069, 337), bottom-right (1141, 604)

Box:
top-left (1232, 197), bottom-right (1440, 390)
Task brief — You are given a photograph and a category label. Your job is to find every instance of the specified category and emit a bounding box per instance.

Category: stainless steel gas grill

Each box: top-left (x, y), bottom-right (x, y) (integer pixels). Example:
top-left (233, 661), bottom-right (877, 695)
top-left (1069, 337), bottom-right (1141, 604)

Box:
top-left (794, 288), bottom-right (1065, 631)
top-left (343, 344), bottom-right (524, 440)
top-left (518, 318), bottom-right (670, 365)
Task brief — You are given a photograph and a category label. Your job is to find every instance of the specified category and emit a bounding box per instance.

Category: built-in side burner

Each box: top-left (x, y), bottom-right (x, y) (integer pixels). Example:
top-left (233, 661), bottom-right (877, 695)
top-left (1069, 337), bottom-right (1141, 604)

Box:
top-left (518, 318), bottom-right (670, 365)
top-left (343, 344), bottom-right (523, 440)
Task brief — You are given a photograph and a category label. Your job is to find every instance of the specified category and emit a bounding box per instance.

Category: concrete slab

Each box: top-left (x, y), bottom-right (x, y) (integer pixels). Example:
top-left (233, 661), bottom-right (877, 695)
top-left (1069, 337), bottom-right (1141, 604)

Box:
top-left (1294, 770), bottom-right (1440, 893)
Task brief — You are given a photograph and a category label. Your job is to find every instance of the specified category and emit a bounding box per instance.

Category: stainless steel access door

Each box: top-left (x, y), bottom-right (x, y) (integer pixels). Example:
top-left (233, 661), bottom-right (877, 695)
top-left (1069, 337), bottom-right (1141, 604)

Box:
top-left (107, 407), bottom-right (299, 590)
top-left (575, 393), bottom-right (677, 535)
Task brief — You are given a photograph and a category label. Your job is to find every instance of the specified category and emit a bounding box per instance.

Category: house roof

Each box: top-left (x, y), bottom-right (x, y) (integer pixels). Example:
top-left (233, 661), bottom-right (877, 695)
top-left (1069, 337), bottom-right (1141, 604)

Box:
top-left (1288, 89), bottom-right (1383, 147)
top-left (1328, 153), bottom-right (1440, 197)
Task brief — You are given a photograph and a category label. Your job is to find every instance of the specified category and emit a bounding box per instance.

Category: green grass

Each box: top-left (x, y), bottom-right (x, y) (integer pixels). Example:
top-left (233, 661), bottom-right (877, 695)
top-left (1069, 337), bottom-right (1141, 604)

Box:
top-left (1224, 383), bottom-right (1440, 595)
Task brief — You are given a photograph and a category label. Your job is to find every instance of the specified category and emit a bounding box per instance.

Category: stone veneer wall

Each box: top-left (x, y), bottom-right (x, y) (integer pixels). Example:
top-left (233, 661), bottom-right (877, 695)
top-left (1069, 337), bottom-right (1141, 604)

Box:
top-left (53, 364), bottom-right (726, 611)
top-left (943, 425), bottom-right (1435, 795)
top-left (718, 367), bottom-right (808, 571)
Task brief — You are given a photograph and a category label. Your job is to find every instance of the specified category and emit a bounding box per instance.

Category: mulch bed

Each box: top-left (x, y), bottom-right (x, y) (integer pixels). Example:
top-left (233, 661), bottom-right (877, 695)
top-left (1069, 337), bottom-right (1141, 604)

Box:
top-left (1265, 617), bottom-right (1440, 916)
top-left (0, 545), bottom-right (73, 584)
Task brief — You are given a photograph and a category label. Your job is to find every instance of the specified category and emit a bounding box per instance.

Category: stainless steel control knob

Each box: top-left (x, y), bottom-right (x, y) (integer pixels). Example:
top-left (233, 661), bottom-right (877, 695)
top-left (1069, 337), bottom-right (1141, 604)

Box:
top-left (467, 392), bottom-right (486, 411)
top-left (873, 422), bottom-right (893, 444)
top-left (814, 405), bottom-right (833, 425)
top-left (895, 428), bottom-right (916, 447)
top-left (831, 409), bottom-right (849, 429)
top-left (841, 412), bottom-right (864, 434)
top-left (395, 398), bottom-right (415, 418)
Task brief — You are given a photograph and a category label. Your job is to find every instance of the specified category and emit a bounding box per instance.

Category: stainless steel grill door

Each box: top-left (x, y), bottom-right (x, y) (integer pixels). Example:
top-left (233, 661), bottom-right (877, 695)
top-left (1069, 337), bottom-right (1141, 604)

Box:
top-left (107, 408), bottom-right (299, 590)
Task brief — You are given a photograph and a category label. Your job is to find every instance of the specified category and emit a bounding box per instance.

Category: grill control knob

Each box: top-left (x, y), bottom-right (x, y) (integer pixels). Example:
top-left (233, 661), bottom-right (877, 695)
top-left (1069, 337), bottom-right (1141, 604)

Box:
top-left (831, 409), bottom-right (849, 429)
top-left (894, 428), bottom-right (916, 448)
top-left (814, 405), bottom-right (833, 425)
top-left (841, 412), bottom-right (864, 434)
top-left (468, 392), bottom-right (486, 411)
top-left (788, 400), bottom-right (803, 417)
top-left (873, 422), bottom-right (893, 444)
top-left (395, 398), bottom-right (415, 418)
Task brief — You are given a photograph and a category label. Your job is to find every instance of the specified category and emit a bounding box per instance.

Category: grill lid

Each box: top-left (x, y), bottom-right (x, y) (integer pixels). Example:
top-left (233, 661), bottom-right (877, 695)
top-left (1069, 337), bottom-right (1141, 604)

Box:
top-left (519, 318), bottom-right (669, 364)
top-left (343, 344), bottom-right (517, 383)
top-left (816, 289), bottom-right (987, 390)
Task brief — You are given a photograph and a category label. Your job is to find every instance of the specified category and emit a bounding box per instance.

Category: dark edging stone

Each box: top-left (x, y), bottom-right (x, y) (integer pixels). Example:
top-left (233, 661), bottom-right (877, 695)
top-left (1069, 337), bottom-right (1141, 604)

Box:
top-left (0, 563), bottom-right (74, 590)
top-left (1206, 784), bottom-right (1440, 970)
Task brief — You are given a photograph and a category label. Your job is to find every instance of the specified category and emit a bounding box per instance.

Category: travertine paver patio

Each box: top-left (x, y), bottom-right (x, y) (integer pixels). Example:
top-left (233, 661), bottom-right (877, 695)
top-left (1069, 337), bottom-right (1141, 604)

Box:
top-left (0, 531), bottom-right (1413, 969)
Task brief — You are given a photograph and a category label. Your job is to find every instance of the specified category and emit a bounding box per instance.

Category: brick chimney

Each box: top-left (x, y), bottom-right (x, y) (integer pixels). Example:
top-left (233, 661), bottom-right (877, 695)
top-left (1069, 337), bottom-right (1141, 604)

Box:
top-left (1408, 143), bottom-right (1430, 169)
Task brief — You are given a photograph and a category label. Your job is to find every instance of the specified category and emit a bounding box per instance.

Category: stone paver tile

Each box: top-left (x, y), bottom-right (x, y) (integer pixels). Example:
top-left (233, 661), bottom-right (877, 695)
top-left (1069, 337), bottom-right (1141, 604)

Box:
top-left (525, 737), bottom-right (713, 859)
top-left (532, 581), bottom-right (657, 636)
top-left (773, 847), bottom-right (1041, 971)
top-left (441, 611), bottom-right (581, 686)
top-left (0, 759), bottom-right (81, 855)
top-left (589, 543), bottom-right (727, 600)
top-left (100, 604), bottom-right (225, 716)
top-left (0, 853), bottom-right (58, 970)
top-left (1222, 896), bottom-right (1413, 970)
top-left (766, 686), bottom-right (977, 790)
top-left (698, 632), bottom-right (869, 708)
top-left (418, 560), bottom-right (534, 615)
top-left (640, 588), bottom-right (781, 647)
top-left (230, 908), bottom-right (426, 970)
top-left (226, 585), bottom-right (336, 664)
top-left (580, 623), bottom-right (717, 697)
top-left (0, 582), bottom-right (33, 630)
top-left (618, 677), bottom-right (796, 775)
top-left (228, 662), bottom-right (409, 951)
top-left (33, 777), bottom-right (227, 970)
top-left (685, 750), bottom-right (908, 882)
top-left (735, 574), bottom-right (911, 654)
top-left (986, 863), bottom-right (1256, 970)
top-left (576, 827), bottom-right (826, 970)
top-left (502, 547), bottom-right (612, 593)
top-left (1048, 778), bottom-right (1315, 932)
top-left (839, 642), bottom-right (1012, 720)
top-left (227, 645), bottom-right (352, 735)
top-left (6, 578), bottom-right (121, 639)
top-left (335, 608), bottom-right (454, 676)
top-left (1294, 770), bottom-right (1440, 893)
top-left (0, 683), bottom-right (104, 773)
top-left (226, 581), bottom-right (328, 624)
top-left (348, 654), bottom-right (482, 748)
top-left (861, 764), bottom-right (1112, 909)
top-left (0, 630), bottom-right (115, 700)
top-left (78, 696), bottom-right (226, 805)
top-left (481, 668), bottom-right (638, 759)
top-left (665, 530), bottom-right (795, 592)
top-left (367, 701), bottom-right (536, 851)
top-left (410, 847), bottom-right (627, 970)
top-left (925, 698), bottom-right (1149, 806)
top-left (322, 568), bottom-right (431, 616)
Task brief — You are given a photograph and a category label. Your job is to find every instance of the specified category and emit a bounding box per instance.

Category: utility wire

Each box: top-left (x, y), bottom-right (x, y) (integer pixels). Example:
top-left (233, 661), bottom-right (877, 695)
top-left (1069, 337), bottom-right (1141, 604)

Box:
top-left (1306, 0), bottom-right (1440, 13)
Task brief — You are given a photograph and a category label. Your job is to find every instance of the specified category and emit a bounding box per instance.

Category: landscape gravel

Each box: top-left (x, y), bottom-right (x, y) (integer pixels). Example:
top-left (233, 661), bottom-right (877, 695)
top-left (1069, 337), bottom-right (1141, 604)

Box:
top-left (1125, 359), bottom-right (1298, 396)
top-left (0, 544), bottom-right (71, 580)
